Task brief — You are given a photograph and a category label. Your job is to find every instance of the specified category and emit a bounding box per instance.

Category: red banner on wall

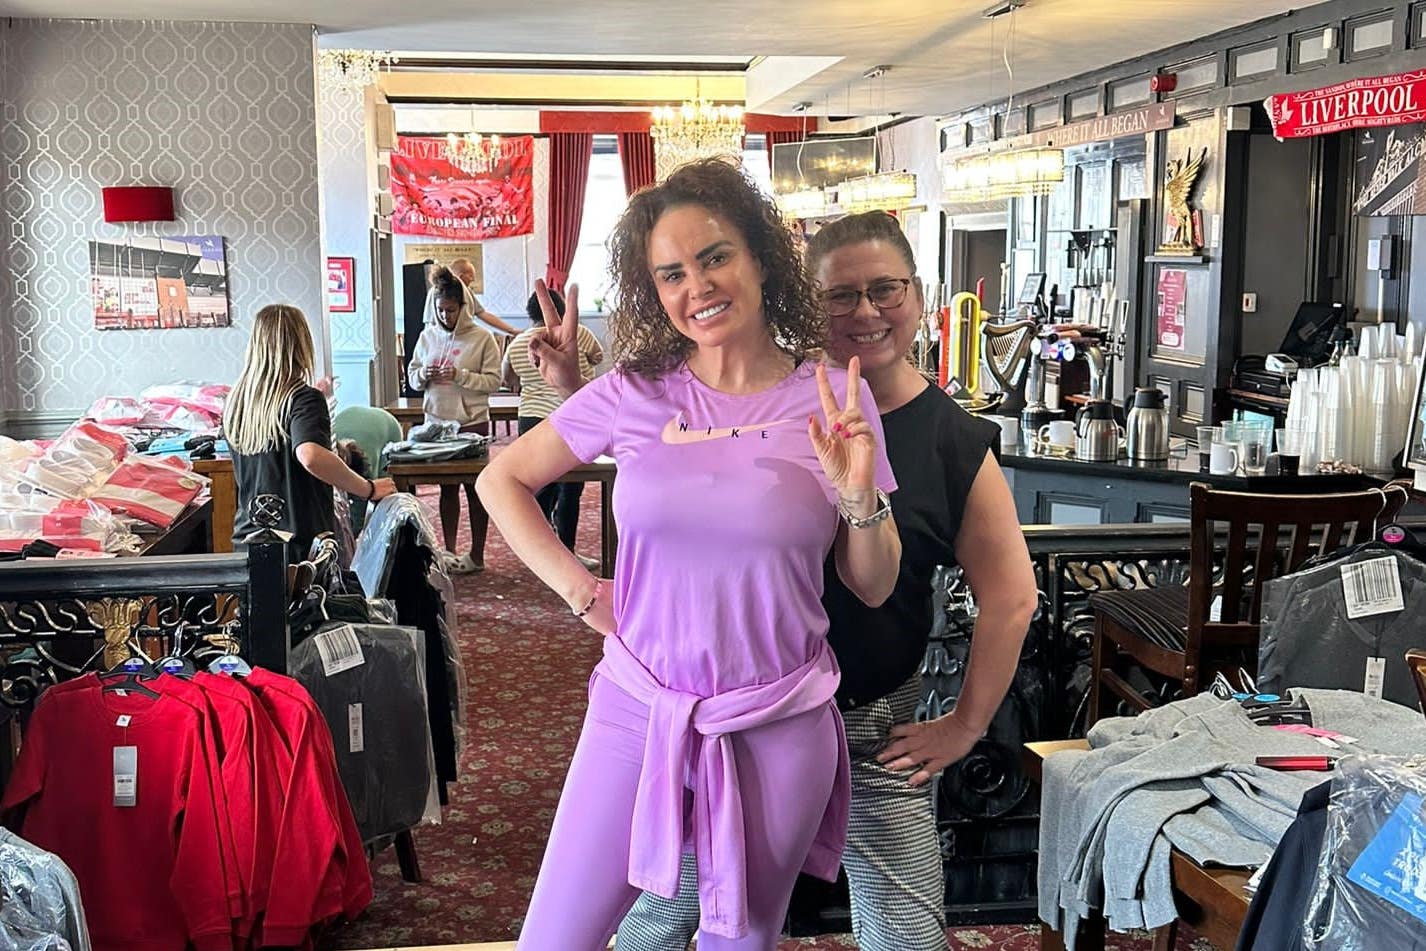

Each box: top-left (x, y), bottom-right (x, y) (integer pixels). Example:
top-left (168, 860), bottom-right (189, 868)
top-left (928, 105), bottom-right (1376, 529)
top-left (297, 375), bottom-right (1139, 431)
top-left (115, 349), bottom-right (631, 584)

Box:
top-left (391, 135), bottom-right (535, 240)
top-left (1265, 69), bottom-right (1426, 138)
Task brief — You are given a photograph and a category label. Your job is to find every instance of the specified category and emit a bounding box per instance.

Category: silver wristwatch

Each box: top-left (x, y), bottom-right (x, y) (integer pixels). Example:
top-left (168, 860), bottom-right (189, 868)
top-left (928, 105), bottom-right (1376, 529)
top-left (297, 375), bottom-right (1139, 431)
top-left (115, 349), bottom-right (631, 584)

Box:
top-left (838, 489), bottom-right (892, 529)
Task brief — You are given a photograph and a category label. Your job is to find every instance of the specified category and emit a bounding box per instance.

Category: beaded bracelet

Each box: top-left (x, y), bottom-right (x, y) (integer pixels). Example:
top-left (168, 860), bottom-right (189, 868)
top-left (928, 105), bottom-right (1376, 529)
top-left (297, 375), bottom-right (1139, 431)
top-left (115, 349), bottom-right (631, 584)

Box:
top-left (572, 579), bottom-right (603, 618)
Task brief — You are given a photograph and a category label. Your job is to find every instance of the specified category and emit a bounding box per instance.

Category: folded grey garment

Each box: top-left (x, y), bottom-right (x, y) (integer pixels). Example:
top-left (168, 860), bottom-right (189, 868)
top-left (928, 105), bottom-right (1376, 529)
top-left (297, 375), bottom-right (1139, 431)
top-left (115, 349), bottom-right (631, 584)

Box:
top-left (1162, 804), bottom-right (1276, 869)
top-left (1098, 780), bottom-right (1211, 916)
top-left (1201, 768), bottom-right (1315, 844)
top-left (408, 419), bottom-right (460, 442)
top-left (1086, 692), bottom-right (1225, 748)
top-left (1105, 834), bottom-right (1177, 932)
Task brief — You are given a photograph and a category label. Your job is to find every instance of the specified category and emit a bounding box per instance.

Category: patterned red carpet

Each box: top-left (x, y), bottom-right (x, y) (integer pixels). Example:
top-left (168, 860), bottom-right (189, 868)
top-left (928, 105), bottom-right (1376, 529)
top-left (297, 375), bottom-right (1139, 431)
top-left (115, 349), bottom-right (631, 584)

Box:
top-left (321, 454), bottom-right (1213, 950)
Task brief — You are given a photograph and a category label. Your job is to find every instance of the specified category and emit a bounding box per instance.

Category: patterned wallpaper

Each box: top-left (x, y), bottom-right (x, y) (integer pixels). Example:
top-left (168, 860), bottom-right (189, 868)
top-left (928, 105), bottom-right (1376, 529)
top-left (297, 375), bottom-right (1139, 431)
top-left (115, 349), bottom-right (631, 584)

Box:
top-left (0, 19), bottom-right (324, 427)
top-left (321, 83), bottom-right (374, 355)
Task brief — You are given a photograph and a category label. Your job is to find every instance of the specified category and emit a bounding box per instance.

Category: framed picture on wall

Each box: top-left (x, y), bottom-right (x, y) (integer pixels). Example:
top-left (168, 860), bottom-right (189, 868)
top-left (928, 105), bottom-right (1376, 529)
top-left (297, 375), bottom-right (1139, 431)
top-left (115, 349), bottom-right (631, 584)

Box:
top-left (327, 257), bottom-right (356, 313)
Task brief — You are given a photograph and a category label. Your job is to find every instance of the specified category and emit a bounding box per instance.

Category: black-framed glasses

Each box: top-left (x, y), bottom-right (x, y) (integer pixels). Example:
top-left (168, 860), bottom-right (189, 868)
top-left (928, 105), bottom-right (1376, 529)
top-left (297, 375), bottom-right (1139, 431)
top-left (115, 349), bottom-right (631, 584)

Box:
top-left (819, 278), bottom-right (912, 317)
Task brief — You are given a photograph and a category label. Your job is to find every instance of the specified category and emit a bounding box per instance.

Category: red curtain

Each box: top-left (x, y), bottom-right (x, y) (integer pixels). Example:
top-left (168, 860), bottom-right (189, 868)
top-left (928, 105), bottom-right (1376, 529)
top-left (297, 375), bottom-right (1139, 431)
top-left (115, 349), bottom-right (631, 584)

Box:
top-left (765, 130), bottom-right (806, 148)
top-left (617, 131), bottom-right (656, 196)
top-left (545, 132), bottom-right (594, 292)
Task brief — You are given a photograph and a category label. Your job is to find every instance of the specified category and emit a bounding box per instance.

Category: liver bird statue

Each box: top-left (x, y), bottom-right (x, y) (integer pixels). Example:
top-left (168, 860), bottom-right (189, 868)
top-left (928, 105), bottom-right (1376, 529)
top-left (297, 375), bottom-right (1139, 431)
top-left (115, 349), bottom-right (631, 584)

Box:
top-left (1158, 148), bottom-right (1207, 255)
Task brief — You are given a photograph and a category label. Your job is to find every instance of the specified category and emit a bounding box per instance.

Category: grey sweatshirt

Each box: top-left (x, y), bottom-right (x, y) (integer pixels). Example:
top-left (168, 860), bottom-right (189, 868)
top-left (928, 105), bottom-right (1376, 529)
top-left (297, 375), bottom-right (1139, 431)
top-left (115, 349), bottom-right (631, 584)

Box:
top-left (1038, 690), bottom-right (1426, 950)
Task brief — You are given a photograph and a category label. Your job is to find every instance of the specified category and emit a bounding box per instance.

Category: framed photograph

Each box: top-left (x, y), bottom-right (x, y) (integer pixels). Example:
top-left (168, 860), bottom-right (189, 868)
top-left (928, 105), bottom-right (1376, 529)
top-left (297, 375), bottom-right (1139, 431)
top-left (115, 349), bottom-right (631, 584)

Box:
top-left (327, 257), bottom-right (356, 314)
top-left (91, 235), bottom-right (229, 331)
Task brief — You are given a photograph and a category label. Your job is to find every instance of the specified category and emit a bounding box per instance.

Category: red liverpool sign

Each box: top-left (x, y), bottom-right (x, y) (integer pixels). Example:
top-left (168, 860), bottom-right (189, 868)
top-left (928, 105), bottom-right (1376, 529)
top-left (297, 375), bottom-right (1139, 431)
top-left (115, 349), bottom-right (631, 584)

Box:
top-left (1265, 69), bottom-right (1426, 138)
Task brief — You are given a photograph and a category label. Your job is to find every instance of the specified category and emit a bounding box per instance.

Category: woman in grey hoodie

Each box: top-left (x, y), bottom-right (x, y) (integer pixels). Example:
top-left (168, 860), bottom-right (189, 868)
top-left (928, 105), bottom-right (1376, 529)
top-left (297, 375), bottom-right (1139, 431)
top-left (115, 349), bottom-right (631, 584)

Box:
top-left (408, 266), bottom-right (503, 572)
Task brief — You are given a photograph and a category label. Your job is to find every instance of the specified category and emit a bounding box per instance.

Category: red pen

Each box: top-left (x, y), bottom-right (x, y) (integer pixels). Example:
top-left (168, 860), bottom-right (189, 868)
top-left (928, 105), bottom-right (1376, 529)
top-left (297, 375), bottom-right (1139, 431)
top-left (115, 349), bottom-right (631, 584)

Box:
top-left (1255, 755), bottom-right (1335, 771)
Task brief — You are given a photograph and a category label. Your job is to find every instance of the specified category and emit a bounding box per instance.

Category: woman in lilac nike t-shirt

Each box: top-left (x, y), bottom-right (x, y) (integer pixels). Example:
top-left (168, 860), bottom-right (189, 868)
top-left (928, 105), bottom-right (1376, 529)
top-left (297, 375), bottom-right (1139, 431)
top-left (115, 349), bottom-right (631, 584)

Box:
top-left (477, 158), bottom-right (902, 950)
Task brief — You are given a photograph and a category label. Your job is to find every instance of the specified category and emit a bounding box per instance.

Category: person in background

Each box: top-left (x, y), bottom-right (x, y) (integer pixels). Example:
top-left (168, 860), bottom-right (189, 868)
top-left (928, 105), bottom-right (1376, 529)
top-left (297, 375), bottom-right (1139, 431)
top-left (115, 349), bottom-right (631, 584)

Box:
top-left (408, 267), bottom-right (503, 573)
top-left (615, 211), bottom-right (1039, 951)
top-left (502, 287), bottom-right (604, 569)
top-left (448, 257), bottom-right (520, 337)
top-left (477, 159), bottom-right (901, 950)
top-left (224, 304), bottom-right (395, 560)
top-left (333, 405), bottom-right (404, 533)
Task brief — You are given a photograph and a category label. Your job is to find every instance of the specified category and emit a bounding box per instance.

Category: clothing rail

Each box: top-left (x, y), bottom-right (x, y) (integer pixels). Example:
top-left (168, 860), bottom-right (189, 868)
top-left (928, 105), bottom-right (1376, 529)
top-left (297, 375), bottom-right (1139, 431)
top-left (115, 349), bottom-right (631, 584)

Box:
top-left (0, 531), bottom-right (290, 707)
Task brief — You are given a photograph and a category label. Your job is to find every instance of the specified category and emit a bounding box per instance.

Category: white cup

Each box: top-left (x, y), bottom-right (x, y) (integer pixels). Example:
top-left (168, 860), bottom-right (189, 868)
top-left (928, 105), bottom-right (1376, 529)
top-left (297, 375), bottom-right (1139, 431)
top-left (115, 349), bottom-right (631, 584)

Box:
top-left (1039, 419), bottom-right (1076, 448)
top-left (1208, 440), bottom-right (1240, 475)
top-left (994, 415), bottom-right (1020, 449)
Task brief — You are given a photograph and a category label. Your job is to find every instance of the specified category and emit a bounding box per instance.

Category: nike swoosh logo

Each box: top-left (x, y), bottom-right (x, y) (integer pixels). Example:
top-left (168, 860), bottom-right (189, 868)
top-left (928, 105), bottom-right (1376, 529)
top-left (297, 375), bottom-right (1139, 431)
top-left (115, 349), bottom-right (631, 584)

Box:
top-left (660, 414), bottom-right (799, 444)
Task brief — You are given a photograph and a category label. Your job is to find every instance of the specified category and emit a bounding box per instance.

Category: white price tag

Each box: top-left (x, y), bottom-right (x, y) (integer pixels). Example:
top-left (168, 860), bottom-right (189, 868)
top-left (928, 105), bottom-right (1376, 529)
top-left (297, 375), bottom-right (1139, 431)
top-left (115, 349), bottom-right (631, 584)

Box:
top-left (1340, 557), bottom-right (1405, 619)
top-left (1364, 657), bottom-right (1387, 699)
top-left (314, 625), bottom-right (365, 677)
top-left (348, 703), bottom-right (364, 754)
top-left (1209, 594), bottom-right (1223, 623)
top-left (113, 745), bottom-right (137, 807)
top-left (115, 715), bottom-right (131, 728)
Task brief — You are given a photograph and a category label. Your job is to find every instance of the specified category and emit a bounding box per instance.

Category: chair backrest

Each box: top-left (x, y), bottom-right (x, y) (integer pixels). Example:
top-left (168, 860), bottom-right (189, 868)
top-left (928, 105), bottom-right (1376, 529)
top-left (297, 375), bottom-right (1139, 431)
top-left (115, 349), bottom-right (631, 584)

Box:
top-left (1407, 649), bottom-right (1426, 715)
top-left (1186, 482), bottom-right (1408, 646)
top-left (333, 405), bottom-right (404, 478)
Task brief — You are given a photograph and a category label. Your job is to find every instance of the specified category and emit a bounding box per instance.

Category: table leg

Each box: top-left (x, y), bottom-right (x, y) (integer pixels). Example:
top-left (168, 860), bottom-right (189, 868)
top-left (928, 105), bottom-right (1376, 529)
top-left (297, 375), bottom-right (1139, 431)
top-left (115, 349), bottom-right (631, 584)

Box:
top-left (1040, 916), bottom-right (1105, 951)
top-left (600, 476), bottom-right (617, 578)
top-left (395, 476), bottom-right (414, 495)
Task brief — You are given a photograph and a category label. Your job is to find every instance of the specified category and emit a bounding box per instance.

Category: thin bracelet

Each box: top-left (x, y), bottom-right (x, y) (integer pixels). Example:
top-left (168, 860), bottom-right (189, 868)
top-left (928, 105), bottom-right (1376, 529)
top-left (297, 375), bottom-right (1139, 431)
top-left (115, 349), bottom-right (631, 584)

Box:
top-left (365, 478), bottom-right (375, 501)
top-left (572, 579), bottom-right (603, 618)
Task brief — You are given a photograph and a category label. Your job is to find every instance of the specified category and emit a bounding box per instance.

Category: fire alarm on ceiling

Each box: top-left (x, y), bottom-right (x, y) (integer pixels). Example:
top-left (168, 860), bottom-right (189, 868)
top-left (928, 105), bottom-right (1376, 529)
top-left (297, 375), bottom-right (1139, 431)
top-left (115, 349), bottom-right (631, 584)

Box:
top-left (1150, 73), bottom-right (1178, 93)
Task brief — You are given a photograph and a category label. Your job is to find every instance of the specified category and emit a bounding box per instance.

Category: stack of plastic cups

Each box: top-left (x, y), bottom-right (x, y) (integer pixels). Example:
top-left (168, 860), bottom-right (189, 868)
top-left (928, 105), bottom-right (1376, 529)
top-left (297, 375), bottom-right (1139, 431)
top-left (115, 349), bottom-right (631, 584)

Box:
top-left (1370, 359), bottom-right (1395, 475)
top-left (1296, 367), bottom-right (1321, 471)
top-left (1319, 367), bottom-right (1341, 464)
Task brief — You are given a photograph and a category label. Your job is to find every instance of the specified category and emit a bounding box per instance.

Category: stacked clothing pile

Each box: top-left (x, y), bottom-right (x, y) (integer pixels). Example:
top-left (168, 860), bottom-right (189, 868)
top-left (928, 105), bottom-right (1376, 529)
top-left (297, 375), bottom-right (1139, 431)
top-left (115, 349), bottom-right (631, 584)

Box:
top-left (0, 422), bottom-right (207, 553)
top-left (1038, 690), bottom-right (1426, 949)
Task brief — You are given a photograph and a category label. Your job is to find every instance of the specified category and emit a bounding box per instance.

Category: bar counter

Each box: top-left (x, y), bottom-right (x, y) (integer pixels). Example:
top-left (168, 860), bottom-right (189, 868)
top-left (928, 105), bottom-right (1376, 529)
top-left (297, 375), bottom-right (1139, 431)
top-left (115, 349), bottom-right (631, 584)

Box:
top-left (998, 440), bottom-right (1388, 525)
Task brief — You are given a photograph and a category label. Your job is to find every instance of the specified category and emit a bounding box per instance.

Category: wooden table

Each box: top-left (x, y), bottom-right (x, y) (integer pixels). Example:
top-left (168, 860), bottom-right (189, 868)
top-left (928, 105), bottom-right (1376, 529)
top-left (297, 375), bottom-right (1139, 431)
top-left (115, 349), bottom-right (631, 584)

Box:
top-left (387, 394), bottom-right (521, 438)
top-left (192, 456), bottom-right (235, 554)
top-left (388, 453), bottom-right (617, 576)
top-left (1024, 740), bottom-right (1252, 951)
top-left (136, 498), bottom-right (214, 556)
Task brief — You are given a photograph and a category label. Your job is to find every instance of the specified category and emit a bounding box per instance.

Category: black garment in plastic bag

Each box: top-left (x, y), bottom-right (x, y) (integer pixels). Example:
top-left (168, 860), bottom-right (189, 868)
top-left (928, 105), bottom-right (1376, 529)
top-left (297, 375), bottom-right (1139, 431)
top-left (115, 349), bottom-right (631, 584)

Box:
top-left (290, 622), bottom-right (440, 843)
top-left (1259, 547), bottom-right (1426, 708)
top-left (350, 494), bottom-right (465, 802)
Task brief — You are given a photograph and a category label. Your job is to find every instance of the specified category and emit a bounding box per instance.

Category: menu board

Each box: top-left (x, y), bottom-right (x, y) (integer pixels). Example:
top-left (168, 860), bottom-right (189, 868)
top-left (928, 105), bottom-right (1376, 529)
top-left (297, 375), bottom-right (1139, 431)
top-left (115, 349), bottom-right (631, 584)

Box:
top-left (1156, 268), bottom-right (1188, 351)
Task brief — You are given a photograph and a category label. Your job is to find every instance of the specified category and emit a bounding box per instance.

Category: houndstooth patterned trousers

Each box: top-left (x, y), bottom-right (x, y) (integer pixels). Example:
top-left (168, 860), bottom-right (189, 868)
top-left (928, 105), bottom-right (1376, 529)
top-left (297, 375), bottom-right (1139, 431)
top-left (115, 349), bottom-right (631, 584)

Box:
top-left (613, 676), bottom-right (948, 951)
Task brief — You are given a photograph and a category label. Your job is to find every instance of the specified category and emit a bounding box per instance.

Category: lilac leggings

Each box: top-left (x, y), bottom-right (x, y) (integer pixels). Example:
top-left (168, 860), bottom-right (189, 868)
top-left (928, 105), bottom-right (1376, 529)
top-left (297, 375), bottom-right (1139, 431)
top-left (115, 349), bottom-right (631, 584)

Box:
top-left (516, 673), bottom-right (841, 951)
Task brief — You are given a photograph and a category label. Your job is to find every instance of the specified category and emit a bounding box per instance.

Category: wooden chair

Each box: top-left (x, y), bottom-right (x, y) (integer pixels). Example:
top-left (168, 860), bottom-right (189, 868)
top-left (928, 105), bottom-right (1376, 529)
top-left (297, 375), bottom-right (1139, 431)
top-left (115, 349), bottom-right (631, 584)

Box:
top-left (1087, 482), bottom-right (1405, 725)
top-left (1407, 649), bottom-right (1426, 715)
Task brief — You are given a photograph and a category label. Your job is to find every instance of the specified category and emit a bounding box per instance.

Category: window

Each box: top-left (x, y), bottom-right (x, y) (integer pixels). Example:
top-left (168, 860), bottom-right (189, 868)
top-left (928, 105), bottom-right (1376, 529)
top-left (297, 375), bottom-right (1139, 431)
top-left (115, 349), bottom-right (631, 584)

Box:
top-left (1108, 74), bottom-right (1152, 110)
top-left (1067, 89), bottom-right (1101, 120)
top-left (566, 136), bottom-right (625, 311)
top-left (1229, 42), bottom-right (1279, 83)
top-left (1347, 13), bottom-right (1394, 59)
top-left (1291, 26), bottom-right (1335, 70)
top-left (565, 133), bottom-right (774, 311)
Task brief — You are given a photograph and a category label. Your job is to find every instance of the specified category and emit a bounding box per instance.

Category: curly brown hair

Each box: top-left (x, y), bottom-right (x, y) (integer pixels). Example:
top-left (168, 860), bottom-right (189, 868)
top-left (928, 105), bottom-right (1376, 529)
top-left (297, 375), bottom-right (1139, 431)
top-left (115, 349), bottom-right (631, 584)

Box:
top-left (606, 158), bottom-right (826, 377)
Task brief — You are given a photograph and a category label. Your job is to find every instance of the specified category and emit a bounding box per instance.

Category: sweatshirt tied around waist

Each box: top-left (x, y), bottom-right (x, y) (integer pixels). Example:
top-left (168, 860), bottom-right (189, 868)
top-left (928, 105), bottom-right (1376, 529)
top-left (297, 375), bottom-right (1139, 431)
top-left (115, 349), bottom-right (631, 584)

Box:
top-left (595, 634), bottom-right (850, 940)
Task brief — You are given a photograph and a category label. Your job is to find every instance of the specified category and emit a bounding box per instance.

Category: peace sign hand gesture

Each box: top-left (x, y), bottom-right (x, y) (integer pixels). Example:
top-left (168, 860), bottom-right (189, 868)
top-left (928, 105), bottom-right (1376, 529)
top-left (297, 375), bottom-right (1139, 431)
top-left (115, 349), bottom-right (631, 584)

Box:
top-left (528, 279), bottom-right (584, 398)
top-left (808, 357), bottom-right (878, 498)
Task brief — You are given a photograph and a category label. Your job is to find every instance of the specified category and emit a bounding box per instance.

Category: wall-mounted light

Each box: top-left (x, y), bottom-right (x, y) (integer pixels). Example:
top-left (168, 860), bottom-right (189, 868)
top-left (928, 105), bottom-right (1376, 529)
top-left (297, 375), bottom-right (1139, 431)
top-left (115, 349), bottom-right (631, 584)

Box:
top-left (101, 186), bottom-right (175, 223)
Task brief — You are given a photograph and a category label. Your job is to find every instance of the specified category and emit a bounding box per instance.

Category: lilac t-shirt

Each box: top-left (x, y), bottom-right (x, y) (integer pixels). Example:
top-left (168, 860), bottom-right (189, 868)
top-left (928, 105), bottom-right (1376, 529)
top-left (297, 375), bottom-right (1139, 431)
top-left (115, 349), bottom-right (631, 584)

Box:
top-left (550, 361), bottom-right (896, 696)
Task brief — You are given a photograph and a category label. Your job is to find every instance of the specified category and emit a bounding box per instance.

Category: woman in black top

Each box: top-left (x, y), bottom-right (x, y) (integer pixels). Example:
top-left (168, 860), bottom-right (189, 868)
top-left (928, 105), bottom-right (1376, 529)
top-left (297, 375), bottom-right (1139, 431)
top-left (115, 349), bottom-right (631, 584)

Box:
top-left (224, 304), bottom-right (395, 559)
top-left (615, 214), bottom-right (1038, 949)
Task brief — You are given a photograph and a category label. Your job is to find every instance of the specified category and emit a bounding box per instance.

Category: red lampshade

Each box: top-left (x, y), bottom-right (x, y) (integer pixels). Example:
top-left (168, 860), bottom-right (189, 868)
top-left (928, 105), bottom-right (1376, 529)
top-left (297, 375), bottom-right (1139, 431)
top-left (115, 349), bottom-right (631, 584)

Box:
top-left (101, 186), bottom-right (175, 223)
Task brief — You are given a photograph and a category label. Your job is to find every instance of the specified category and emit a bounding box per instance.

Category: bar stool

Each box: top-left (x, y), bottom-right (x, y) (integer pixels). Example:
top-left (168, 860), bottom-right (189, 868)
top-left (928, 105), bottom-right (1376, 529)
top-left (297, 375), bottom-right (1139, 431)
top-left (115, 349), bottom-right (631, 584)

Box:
top-left (1087, 482), bottom-right (1404, 725)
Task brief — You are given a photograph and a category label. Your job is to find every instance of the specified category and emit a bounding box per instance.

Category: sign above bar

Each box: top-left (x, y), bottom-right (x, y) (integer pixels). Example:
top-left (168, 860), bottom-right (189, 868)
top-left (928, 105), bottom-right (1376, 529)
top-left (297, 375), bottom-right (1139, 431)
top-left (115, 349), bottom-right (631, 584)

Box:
top-left (945, 102), bottom-right (1175, 157)
top-left (1265, 69), bottom-right (1426, 138)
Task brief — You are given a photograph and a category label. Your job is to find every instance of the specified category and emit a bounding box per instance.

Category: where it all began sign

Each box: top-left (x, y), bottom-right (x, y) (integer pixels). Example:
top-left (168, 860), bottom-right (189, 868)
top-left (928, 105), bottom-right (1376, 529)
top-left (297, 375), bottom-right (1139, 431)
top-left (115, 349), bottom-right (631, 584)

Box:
top-left (1265, 69), bottom-right (1426, 139)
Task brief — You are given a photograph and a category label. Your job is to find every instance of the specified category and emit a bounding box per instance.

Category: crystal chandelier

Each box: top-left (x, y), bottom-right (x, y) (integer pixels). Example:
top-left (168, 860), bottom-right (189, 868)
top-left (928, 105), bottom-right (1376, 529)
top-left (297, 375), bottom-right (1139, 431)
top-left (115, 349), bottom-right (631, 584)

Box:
top-left (836, 172), bottom-right (918, 214)
top-left (317, 49), bottom-right (398, 94)
top-left (650, 94), bottom-right (746, 181)
top-left (943, 146), bottom-right (1065, 202)
top-left (777, 186), bottom-right (831, 220)
top-left (444, 133), bottom-right (502, 176)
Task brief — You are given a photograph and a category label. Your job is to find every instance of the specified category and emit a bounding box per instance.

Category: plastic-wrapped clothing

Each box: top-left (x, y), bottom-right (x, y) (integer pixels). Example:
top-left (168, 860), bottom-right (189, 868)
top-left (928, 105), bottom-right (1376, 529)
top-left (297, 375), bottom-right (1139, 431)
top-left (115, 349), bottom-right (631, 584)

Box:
top-left (1259, 547), bottom-right (1426, 708)
top-left (289, 623), bottom-right (439, 843)
top-left (0, 829), bottom-right (89, 951)
top-left (350, 494), bottom-right (464, 799)
top-left (1236, 780), bottom-right (1331, 951)
top-left (1302, 756), bottom-right (1426, 951)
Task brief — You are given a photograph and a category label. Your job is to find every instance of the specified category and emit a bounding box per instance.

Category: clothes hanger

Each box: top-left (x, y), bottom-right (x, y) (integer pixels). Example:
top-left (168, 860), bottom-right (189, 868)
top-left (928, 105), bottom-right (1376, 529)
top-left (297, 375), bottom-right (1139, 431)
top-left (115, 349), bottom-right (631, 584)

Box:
top-left (99, 643), bottom-right (161, 700)
top-left (207, 621), bottom-right (253, 677)
top-left (156, 621), bottom-right (197, 679)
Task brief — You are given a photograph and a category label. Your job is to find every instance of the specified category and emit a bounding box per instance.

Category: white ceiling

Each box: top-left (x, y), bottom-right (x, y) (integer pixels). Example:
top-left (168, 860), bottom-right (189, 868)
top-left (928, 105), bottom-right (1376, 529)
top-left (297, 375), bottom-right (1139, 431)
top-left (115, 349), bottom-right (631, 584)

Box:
top-left (0, 0), bottom-right (1317, 116)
